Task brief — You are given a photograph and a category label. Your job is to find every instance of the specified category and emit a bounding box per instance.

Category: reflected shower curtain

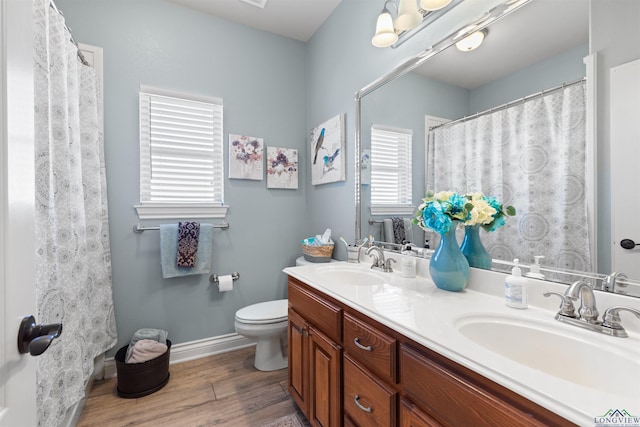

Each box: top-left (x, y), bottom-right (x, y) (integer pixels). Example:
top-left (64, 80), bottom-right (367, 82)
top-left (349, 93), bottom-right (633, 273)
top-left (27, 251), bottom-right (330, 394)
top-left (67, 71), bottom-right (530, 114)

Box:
top-left (427, 83), bottom-right (591, 273)
top-left (33, 0), bottom-right (117, 425)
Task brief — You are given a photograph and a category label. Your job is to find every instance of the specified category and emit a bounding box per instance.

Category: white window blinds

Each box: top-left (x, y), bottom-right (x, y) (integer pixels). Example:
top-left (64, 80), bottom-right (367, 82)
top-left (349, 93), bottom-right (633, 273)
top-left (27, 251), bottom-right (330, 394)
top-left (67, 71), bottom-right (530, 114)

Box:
top-left (139, 87), bottom-right (223, 205)
top-left (370, 125), bottom-right (413, 212)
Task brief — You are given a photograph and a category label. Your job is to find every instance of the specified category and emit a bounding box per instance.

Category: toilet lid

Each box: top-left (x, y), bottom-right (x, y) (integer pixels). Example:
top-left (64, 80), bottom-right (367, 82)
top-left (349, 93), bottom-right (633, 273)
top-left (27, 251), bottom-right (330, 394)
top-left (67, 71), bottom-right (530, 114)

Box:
top-left (235, 299), bottom-right (288, 324)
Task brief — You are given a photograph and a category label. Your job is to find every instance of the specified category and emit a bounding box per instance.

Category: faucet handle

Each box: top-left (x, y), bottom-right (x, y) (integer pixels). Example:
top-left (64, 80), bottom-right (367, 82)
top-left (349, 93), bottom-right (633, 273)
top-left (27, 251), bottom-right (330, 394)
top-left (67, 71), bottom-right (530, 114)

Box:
top-left (543, 291), bottom-right (577, 317)
top-left (602, 306), bottom-right (640, 331)
top-left (384, 258), bottom-right (396, 273)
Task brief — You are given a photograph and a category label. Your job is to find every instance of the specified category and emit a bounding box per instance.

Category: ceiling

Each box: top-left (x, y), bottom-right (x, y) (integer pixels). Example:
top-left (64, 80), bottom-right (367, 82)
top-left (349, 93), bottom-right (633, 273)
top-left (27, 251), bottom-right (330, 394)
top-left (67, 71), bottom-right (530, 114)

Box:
top-left (413, 0), bottom-right (589, 89)
top-left (165, 0), bottom-right (588, 90)
top-left (165, 0), bottom-right (343, 42)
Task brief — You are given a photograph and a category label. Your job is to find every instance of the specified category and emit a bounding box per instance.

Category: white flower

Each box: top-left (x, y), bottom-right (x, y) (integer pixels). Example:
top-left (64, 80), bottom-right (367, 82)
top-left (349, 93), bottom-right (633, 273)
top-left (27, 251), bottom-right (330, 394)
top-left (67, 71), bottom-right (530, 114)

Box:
top-left (464, 197), bottom-right (497, 226)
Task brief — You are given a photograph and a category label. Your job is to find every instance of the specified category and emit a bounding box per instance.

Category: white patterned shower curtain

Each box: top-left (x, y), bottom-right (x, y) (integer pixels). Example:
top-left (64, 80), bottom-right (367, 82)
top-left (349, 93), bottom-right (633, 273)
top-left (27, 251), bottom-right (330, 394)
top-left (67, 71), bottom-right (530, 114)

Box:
top-left (427, 83), bottom-right (591, 273)
top-left (33, 0), bottom-right (117, 425)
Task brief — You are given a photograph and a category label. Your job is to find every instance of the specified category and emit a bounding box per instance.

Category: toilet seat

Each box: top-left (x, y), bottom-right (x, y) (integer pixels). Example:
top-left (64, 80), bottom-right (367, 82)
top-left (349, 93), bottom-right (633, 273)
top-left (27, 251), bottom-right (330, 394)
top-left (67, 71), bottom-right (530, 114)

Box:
top-left (235, 299), bottom-right (288, 325)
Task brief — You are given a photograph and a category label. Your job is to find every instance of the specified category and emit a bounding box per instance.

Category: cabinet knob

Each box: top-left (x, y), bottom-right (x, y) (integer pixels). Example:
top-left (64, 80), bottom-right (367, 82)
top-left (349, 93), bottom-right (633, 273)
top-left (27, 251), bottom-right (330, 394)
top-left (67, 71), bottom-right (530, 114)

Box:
top-left (354, 337), bottom-right (373, 351)
top-left (354, 395), bottom-right (372, 413)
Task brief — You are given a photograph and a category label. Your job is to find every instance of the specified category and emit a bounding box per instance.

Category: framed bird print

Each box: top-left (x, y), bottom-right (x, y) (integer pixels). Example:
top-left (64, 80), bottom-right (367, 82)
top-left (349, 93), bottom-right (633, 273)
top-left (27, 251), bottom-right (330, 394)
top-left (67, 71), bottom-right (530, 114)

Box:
top-left (310, 113), bottom-right (346, 185)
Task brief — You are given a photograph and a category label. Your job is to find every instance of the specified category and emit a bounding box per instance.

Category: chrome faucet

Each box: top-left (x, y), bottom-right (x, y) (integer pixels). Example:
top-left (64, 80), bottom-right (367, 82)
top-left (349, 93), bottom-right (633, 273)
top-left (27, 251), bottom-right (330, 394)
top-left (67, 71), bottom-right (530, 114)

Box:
top-left (544, 280), bottom-right (638, 338)
top-left (365, 246), bottom-right (396, 272)
top-left (603, 272), bottom-right (628, 294)
top-left (565, 280), bottom-right (599, 323)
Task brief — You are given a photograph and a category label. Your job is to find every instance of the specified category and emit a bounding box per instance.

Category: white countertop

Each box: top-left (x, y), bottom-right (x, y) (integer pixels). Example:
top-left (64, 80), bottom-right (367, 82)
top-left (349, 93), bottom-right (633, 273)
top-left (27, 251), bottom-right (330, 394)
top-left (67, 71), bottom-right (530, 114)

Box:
top-left (283, 254), bottom-right (640, 426)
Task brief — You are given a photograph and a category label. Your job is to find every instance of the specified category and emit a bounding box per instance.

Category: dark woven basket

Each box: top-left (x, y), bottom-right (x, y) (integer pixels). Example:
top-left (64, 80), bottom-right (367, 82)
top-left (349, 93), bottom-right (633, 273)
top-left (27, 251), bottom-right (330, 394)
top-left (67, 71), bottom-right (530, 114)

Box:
top-left (115, 339), bottom-right (171, 398)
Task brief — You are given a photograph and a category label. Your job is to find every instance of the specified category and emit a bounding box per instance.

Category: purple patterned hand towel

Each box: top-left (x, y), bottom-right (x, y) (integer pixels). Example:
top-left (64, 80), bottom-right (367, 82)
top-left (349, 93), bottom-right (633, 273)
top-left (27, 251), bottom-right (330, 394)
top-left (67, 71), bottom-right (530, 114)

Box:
top-left (176, 221), bottom-right (200, 267)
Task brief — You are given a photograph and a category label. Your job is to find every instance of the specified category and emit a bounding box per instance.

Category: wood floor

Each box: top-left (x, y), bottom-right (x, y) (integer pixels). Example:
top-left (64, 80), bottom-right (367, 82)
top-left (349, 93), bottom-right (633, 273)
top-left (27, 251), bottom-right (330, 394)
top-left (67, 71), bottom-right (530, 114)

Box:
top-left (77, 346), bottom-right (306, 427)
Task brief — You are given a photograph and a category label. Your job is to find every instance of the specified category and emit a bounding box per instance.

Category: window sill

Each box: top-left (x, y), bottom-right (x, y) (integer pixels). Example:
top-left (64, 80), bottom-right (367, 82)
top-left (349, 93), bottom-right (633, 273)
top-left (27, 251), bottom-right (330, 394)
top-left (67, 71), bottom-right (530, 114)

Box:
top-left (370, 205), bottom-right (415, 216)
top-left (134, 203), bottom-right (229, 220)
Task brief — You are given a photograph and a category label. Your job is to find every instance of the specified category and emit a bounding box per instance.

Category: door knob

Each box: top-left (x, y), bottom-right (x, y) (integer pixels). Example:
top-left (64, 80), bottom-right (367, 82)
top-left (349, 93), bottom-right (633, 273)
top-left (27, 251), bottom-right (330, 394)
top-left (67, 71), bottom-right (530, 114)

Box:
top-left (17, 315), bottom-right (63, 356)
top-left (620, 239), bottom-right (640, 250)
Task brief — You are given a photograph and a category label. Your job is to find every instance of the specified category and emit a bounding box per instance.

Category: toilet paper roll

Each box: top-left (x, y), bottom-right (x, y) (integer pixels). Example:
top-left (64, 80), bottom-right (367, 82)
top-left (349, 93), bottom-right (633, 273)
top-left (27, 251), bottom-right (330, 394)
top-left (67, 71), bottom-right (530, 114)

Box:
top-left (218, 274), bottom-right (234, 292)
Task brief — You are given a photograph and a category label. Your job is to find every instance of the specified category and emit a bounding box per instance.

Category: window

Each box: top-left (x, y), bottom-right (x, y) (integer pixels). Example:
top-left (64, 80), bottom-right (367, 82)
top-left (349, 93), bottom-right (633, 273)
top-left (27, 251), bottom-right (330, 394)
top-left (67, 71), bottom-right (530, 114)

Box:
top-left (370, 124), bottom-right (414, 215)
top-left (135, 86), bottom-right (227, 219)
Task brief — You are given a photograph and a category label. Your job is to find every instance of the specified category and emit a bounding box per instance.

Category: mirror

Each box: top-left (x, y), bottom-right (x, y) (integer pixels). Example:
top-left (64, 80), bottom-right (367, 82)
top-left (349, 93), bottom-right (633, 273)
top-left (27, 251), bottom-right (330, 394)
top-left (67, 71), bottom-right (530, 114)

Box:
top-left (356, 0), bottom-right (639, 296)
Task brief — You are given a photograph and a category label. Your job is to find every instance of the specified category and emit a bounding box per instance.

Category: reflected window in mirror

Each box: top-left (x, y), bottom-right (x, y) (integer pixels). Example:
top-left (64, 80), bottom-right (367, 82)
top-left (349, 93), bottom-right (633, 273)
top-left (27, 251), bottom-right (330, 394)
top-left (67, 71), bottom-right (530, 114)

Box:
top-left (370, 124), bottom-right (414, 215)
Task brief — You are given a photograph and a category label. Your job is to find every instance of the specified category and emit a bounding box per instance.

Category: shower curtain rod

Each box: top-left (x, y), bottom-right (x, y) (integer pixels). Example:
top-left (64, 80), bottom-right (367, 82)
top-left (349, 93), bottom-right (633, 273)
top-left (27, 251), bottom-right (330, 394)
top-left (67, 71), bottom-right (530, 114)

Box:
top-left (49, 0), bottom-right (89, 66)
top-left (429, 77), bottom-right (586, 131)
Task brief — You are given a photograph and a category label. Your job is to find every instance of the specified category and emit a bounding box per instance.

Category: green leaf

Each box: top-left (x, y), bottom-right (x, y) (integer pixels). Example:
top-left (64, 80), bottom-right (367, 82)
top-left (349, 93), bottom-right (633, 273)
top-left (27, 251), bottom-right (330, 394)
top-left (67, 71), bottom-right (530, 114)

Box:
top-left (506, 205), bottom-right (516, 216)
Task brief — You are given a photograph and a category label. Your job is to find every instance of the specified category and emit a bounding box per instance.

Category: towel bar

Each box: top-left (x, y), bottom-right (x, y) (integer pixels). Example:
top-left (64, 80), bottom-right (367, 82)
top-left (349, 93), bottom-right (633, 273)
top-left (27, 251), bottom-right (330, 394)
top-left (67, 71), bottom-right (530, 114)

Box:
top-left (209, 272), bottom-right (240, 284)
top-left (133, 221), bottom-right (230, 233)
top-left (368, 218), bottom-right (383, 225)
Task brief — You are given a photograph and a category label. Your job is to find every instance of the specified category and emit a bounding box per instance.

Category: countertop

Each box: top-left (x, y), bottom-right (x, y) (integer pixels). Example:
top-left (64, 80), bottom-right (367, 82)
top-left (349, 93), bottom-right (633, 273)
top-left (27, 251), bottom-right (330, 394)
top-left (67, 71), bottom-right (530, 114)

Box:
top-left (283, 255), bottom-right (640, 426)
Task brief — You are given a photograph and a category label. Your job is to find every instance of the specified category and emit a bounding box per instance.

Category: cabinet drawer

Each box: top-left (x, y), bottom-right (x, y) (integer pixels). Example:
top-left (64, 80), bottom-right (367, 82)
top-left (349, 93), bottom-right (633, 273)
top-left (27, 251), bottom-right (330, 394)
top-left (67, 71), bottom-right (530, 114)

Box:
top-left (288, 279), bottom-right (342, 343)
top-left (343, 312), bottom-right (397, 384)
top-left (400, 344), bottom-right (551, 427)
top-left (344, 354), bottom-right (397, 427)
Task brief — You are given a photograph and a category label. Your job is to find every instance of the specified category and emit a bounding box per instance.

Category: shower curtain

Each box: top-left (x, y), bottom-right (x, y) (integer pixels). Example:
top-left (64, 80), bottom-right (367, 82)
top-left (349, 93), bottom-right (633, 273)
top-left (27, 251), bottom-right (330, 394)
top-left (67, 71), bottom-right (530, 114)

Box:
top-left (33, 0), bottom-right (117, 425)
top-left (427, 83), bottom-right (591, 274)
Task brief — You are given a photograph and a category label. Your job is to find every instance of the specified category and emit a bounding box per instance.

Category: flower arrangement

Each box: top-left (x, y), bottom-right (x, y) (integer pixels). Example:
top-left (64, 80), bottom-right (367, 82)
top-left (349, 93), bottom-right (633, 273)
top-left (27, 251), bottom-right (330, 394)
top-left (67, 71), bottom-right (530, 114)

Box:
top-left (413, 191), bottom-right (515, 235)
top-left (463, 192), bottom-right (516, 232)
top-left (412, 191), bottom-right (473, 235)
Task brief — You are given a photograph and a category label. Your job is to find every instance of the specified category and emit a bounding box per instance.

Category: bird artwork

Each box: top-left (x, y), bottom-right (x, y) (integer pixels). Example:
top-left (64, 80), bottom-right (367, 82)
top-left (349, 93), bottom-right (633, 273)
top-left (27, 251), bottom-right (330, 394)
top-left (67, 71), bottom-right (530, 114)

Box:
top-left (323, 148), bottom-right (340, 173)
top-left (312, 127), bottom-right (325, 165)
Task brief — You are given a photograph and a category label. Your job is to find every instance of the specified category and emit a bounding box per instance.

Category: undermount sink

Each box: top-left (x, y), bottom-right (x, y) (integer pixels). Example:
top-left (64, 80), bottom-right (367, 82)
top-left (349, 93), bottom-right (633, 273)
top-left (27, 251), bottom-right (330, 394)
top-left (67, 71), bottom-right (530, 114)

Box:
top-left (315, 264), bottom-right (388, 286)
top-left (455, 314), bottom-right (640, 396)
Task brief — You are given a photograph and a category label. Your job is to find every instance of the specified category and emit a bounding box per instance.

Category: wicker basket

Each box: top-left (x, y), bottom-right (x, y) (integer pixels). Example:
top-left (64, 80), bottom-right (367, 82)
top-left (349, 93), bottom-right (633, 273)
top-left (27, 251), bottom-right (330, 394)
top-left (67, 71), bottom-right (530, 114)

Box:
top-left (302, 243), bottom-right (334, 263)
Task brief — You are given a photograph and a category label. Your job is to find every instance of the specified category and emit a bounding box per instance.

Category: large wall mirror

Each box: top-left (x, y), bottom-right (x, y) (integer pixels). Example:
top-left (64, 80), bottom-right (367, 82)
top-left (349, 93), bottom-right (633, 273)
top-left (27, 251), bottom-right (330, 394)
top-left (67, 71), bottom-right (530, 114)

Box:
top-left (356, 0), bottom-right (639, 298)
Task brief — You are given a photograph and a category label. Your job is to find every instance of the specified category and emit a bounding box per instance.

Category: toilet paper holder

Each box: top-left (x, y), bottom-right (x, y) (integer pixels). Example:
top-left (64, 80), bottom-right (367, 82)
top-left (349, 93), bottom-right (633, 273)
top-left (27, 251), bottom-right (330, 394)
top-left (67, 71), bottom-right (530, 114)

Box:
top-left (209, 272), bottom-right (240, 284)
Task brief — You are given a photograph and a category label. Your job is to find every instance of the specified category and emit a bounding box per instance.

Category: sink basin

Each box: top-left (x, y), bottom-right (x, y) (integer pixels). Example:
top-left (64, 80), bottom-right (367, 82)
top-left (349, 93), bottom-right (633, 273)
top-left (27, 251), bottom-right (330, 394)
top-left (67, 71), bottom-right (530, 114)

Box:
top-left (455, 314), bottom-right (640, 396)
top-left (315, 264), bottom-right (387, 286)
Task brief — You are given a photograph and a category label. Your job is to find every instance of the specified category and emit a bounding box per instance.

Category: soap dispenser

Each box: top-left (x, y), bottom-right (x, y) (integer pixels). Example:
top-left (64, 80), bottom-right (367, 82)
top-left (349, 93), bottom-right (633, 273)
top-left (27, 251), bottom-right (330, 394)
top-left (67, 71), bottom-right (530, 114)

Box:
top-left (525, 255), bottom-right (546, 280)
top-left (505, 259), bottom-right (528, 309)
top-left (400, 244), bottom-right (417, 278)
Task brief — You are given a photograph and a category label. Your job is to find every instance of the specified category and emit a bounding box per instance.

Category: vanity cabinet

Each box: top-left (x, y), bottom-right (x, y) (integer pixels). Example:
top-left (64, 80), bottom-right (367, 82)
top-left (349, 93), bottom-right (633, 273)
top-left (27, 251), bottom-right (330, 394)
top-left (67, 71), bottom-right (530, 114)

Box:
top-left (287, 277), bottom-right (575, 427)
top-left (288, 280), bottom-right (342, 427)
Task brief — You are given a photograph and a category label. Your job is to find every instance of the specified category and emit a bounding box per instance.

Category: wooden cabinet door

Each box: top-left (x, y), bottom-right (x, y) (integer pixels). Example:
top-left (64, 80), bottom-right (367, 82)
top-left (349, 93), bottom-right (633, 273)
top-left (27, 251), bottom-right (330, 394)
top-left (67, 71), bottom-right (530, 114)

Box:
top-left (399, 398), bottom-right (441, 427)
top-left (288, 308), bottom-right (309, 415)
top-left (308, 325), bottom-right (342, 427)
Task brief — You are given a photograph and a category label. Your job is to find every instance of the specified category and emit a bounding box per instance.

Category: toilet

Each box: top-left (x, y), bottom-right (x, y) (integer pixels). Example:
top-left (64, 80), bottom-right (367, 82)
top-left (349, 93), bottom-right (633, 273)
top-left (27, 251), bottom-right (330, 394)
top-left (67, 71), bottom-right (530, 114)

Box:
top-left (234, 258), bottom-right (333, 371)
top-left (235, 299), bottom-right (288, 371)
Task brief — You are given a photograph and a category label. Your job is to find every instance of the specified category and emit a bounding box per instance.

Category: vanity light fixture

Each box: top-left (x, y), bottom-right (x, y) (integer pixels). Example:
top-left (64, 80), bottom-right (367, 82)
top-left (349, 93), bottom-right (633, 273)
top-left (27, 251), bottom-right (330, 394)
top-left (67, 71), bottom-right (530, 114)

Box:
top-left (455, 29), bottom-right (488, 52)
top-left (372, 0), bottom-right (460, 48)
top-left (420, 0), bottom-right (452, 11)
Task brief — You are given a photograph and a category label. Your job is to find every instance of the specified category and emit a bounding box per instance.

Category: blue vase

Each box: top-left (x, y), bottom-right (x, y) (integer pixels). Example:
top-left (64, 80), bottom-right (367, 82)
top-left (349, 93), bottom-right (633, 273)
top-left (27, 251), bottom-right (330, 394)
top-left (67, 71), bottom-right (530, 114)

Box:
top-left (429, 221), bottom-right (469, 292)
top-left (460, 225), bottom-right (492, 270)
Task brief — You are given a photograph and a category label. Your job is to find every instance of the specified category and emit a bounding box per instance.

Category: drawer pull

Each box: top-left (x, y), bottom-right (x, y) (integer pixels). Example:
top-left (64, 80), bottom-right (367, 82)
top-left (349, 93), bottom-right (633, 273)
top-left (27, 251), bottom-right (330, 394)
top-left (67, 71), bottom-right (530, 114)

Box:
top-left (354, 337), bottom-right (373, 351)
top-left (354, 394), bottom-right (372, 413)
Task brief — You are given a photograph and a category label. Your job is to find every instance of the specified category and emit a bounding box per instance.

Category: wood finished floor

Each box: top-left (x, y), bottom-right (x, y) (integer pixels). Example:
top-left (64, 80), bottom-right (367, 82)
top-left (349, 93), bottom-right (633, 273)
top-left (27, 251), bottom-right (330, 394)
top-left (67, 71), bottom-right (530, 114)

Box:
top-left (77, 346), bottom-right (305, 427)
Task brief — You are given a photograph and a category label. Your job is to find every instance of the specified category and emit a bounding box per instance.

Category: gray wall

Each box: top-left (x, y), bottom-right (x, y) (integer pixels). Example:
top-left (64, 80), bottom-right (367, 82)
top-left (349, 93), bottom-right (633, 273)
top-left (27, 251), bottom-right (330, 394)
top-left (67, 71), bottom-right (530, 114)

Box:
top-left (57, 0), bottom-right (308, 356)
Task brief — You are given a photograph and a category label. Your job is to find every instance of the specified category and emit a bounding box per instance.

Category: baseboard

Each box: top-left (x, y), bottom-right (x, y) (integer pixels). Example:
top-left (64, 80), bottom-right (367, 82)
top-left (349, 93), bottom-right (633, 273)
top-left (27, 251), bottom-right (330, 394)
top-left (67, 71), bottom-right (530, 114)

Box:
top-left (103, 333), bottom-right (256, 378)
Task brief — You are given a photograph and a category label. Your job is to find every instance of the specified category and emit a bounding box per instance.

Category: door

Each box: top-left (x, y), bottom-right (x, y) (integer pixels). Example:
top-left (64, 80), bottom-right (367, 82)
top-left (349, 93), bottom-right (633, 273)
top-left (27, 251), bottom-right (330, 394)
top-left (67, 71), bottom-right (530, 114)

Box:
top-left (611, 59), bottom-right (640, 279)
top-left (308, 326), bottom-right (341, 427)
top-left (288, 308), bottom-right (309, 415)
top-left (0, 0), bottom-right (38, 425)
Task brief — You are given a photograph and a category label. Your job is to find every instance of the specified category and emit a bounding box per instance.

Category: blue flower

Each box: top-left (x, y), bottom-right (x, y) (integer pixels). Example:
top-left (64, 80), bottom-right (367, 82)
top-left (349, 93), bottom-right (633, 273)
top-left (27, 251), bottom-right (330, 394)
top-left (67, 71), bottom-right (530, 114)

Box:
top-left (422, 201), bottom-right (453, 234)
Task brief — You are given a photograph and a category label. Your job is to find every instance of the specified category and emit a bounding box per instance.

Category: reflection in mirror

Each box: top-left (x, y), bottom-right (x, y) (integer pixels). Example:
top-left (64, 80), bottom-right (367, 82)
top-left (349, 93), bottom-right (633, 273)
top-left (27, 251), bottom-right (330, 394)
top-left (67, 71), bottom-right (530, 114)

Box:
top-left (355, 0), bottom-right (640, 297)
